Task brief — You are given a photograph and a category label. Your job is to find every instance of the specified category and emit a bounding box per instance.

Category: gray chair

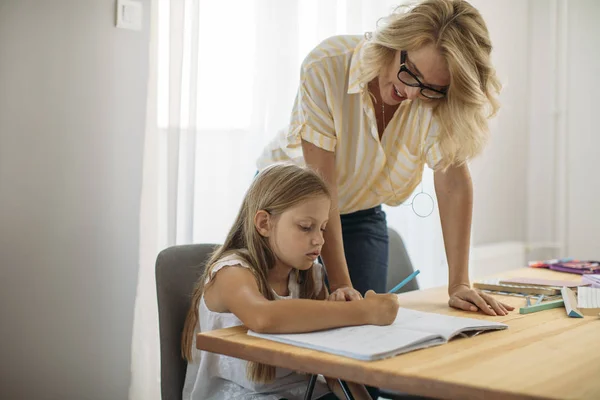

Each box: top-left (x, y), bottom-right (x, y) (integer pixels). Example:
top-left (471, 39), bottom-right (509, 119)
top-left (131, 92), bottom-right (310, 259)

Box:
top-left (386, 227), bottom-right (419, 293)
top-left (156, 243), bottom-right (218, 400)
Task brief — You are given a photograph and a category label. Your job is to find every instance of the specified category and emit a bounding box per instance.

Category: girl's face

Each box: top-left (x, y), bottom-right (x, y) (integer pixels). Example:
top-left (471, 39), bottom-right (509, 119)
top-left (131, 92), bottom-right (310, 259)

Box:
top-left (377, 43), bottom-right (450, 104)
top-left (266, 195), bottom-right (331, 271)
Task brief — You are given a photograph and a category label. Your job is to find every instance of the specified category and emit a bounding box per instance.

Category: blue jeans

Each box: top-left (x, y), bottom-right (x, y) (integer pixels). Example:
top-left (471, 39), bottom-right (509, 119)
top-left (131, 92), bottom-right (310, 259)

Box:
top-left (340, 206), bottom-right (388, 400)
top-left (339, 205), bottom-right (389, 296)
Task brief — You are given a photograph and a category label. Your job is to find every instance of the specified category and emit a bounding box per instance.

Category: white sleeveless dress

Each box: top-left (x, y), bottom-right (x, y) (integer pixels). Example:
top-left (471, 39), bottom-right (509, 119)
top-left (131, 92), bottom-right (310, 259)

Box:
top-left (182, 253), bottom-right (331, 400)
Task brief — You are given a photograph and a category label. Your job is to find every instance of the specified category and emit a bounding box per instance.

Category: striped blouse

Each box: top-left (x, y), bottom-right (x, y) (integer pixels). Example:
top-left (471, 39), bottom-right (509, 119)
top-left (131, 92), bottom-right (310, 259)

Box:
top-left (256, 35), bottom-right (443, 214)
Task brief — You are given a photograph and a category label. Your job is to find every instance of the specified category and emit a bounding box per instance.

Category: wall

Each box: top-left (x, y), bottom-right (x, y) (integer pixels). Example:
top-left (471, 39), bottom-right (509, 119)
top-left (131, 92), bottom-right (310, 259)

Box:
top-left (468, 0), bottom-right (531, 247)
top-left (526, 0), bottom-right (562, 261)
top-left (0, 1), bottom-right (149, 398)
top-left (564, 0), bottom-right (600, 258)
top-left (526, 0), bottom-right (600, 261)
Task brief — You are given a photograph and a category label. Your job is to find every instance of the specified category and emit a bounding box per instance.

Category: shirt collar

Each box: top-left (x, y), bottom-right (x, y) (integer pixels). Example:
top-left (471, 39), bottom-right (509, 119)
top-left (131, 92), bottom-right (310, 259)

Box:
top-left (347, 39), bottom-right (368, 94)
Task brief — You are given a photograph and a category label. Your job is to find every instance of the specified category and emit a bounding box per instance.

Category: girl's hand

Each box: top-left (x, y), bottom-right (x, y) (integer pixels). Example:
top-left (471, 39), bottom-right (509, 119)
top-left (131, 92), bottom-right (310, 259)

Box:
top-left (448, 285), bottom-right (514, 316)
top-left (328, 285), bottom-right (362, 302)
top-left (363, 290), bottom-right (399, 325)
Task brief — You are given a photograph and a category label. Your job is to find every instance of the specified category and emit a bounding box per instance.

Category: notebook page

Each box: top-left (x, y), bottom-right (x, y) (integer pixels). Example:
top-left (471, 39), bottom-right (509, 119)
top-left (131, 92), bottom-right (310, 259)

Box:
top-left (393, 308), bottom-right (508, 340)
top-left (582, 274), bottom-right (600, 288)
top-left (248, 308), bottom-right (507, 360)
top-left (578, 286), bottom-right (600, 308)
top-left (248, 313), bottom-right (442, 361)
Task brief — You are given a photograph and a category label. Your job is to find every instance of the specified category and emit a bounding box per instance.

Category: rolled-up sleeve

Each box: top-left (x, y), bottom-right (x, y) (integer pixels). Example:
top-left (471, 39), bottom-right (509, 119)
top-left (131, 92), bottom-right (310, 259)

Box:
top-left (287, 62), bottom-right (337, 153)
top-left (421, 109), bottom-right (443, 170)
top-left (425, 139), bottom-right (443, 170)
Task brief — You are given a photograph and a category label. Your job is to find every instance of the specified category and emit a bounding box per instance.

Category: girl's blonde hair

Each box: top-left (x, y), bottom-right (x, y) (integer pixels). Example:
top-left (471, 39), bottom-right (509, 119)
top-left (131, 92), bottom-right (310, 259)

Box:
top-left (361, 0), bottom-right (501, 169)
top-left (181, 163), bottom-right (331, 383)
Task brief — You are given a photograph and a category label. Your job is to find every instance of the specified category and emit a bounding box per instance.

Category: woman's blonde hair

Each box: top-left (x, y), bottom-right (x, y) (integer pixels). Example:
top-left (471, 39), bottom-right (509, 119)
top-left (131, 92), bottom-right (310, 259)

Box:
top-left (181, 163), bottom-right (331, 383)
top-left (361, 0), bottom-right (501, 169)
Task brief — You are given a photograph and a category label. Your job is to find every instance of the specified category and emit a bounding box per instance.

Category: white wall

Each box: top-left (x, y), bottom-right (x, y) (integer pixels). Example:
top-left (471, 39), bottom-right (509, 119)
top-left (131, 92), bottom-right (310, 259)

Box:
top-left (526, 0), bottom-right (562, 261)
top-left (526, 0), bottom-right (600, 261)
top-left (466, 0), bottom-right (600, 268)
top-left (0, 1), bottom-right (149, 399)
top-left (565, 0), bottom-right (600, 258)
top-left (468, 0), bottom-right (531, 246)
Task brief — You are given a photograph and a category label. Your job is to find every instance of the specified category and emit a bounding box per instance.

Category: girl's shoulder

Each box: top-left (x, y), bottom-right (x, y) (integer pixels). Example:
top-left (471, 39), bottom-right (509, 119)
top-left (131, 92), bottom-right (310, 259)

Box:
top-left (206, 251), bottom-right (252, 284)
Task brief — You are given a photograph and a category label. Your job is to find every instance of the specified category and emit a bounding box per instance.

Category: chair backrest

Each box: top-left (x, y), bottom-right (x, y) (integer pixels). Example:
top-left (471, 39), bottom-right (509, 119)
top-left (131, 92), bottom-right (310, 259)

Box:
top-left (386, 227), bottom-right (419, 293)
top-left (155, 243), bottom-right (218, 400)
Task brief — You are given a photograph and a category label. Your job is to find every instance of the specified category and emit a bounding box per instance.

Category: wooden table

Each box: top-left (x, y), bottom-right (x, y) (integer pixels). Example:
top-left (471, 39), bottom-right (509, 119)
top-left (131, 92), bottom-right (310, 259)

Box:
top-left (197, 268), bottom-right (600, 399)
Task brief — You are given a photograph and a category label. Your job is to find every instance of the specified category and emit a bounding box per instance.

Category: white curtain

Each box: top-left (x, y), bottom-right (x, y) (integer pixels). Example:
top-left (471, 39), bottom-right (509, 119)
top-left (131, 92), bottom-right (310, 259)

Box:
top-left (129, 0), bottom-right (445, 398)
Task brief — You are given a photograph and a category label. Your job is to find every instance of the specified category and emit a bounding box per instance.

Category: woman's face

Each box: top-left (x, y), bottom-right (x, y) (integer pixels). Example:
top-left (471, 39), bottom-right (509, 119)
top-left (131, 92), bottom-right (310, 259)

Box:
top-left (378, 43), bottom-right (451, 105)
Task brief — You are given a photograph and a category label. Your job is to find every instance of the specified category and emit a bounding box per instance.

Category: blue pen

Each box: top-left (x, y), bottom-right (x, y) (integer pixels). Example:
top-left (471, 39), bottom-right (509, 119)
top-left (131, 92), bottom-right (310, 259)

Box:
top-left (388, 269), bottom-right (421, 294)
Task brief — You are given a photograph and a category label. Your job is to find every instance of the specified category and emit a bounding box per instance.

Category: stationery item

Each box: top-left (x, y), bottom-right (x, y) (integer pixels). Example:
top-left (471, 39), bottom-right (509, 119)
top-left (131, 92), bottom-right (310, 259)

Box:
top-left (577, 287), bottom-right (600, 316)
top-left (388, 270), bottom-right (420, 294)
top-left (499, 277), bottom-right (589, 288)
top-left (582, 274), bottom-right (600, 288)
top-left (528, 258), bottom-right (600, 274)
top-left (528, 258), bottom-right (573, 268)
top-left (479, 290), bottom-right (562, 301)
top-left (525, 295), bottom-right (544, 307)
top-left (519, 299), bottom-right (565, 314)
top-left (561, 287), bottom-right (583, 318)
top-left (549, 261), bottom-right (600, 275)
top-left (474, 279), bottom-right (560, 296)
top-left (248, 308), bottom-right (507, 361)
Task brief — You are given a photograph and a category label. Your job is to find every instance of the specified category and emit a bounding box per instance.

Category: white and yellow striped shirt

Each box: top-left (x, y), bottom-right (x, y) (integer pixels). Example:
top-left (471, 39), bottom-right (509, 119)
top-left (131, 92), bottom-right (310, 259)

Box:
top-left (257, 35), bottom-right (443, 214)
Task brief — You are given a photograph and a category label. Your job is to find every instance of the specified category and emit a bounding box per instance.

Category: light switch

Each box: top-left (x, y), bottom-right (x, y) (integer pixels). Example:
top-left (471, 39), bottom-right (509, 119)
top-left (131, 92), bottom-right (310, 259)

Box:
top-left (116, 0), bottom-right (143, 31)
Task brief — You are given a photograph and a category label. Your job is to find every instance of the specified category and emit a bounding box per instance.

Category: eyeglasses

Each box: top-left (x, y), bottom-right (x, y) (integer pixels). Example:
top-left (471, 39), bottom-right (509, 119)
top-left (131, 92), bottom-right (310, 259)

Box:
top-left (397, 51), bottom-right (448, 99)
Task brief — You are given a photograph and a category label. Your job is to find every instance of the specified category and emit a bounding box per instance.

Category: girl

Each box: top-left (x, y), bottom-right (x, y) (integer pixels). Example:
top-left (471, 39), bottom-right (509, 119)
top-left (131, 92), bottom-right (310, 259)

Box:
top-left (181, 163), bottom-right (399, 400)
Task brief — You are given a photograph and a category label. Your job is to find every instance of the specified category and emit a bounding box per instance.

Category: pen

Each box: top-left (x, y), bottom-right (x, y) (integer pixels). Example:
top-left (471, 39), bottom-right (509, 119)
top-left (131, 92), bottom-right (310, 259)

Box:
top-left (388, 269), bottom-right (420, 294)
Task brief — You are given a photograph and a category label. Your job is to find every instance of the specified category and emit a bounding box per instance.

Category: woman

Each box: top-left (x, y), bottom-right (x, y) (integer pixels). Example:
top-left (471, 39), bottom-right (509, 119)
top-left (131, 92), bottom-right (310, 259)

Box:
top-left (257, 0), bottom-right (513, 316)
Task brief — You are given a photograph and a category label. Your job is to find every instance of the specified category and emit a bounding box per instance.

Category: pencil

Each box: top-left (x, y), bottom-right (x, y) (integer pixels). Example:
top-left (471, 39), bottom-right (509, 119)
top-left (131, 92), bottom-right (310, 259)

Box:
top-left (388, 269), bottom-right (421, 294)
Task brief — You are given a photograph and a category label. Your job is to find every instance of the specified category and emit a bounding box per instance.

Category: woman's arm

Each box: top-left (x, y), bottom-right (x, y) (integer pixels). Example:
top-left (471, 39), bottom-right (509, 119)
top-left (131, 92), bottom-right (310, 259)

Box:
top-left (434, 163), bottom-right (514, 315)
top-left (434, 163), bottom-right (473, 292)
top-left (302, 140), bottom-right (361, 300)
top-left (205, 265), bottom-right (399, 333)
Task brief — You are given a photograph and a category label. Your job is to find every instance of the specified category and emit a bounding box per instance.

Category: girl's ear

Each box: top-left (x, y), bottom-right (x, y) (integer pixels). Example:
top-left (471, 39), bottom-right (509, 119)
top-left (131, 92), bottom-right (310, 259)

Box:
top-left (254, 210), bottom-right (271, 237)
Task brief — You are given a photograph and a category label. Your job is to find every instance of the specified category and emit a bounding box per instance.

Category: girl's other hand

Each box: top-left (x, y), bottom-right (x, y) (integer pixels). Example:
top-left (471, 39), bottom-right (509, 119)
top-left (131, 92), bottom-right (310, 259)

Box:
top-left (327, 285), bottom-right (362, 302)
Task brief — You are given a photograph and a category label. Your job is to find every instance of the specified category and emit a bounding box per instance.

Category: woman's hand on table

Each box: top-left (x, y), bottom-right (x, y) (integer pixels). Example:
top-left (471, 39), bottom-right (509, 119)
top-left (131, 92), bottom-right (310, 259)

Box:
top-left (448, 284), bottom-right (515, 316)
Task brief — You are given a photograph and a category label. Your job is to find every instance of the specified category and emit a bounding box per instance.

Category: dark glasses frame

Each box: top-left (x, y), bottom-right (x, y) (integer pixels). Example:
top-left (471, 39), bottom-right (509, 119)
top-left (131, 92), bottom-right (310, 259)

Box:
top-left (397, 50), bottom-right (448, 99)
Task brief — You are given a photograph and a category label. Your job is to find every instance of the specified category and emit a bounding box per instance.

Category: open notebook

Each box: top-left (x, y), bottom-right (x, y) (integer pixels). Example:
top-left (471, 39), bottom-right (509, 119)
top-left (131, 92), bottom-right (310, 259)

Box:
top-left (248, 308), bottom-right (508, 361)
